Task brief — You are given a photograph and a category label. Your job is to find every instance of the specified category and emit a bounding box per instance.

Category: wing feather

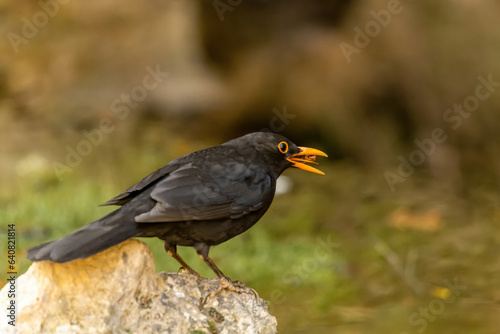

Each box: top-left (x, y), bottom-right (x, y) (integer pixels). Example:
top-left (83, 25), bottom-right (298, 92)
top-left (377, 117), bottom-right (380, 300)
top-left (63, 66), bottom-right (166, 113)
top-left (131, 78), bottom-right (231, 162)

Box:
top-left (135, 162), bottom-right (271, 223)
top-left (101, 161), bottom-right (182, 206)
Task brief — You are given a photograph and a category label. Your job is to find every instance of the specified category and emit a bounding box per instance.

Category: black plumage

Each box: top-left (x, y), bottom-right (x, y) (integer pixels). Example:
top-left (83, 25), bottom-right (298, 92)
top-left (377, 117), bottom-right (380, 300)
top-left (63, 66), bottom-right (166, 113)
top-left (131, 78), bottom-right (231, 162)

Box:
top-left (27, 132), bottom-right (326, 280)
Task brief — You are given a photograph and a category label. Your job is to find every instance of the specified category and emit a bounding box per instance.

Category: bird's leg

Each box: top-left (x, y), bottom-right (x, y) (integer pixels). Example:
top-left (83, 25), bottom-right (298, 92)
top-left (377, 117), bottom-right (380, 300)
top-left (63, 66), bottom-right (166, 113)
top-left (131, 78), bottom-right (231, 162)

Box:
top-left (195, 244), bottom-right (258, 306)
top-left (164, 243), bottom-right (201, 277)
top-left (200, 253), bottom-right (226, 279)
top-left (199, 255), bottom-right (249, 289)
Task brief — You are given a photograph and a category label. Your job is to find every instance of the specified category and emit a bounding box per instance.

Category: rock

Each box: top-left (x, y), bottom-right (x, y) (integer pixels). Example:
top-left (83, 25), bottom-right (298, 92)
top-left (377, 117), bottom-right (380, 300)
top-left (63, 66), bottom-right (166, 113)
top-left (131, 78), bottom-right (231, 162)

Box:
top-left (0, 240), bottom-right (277, 334)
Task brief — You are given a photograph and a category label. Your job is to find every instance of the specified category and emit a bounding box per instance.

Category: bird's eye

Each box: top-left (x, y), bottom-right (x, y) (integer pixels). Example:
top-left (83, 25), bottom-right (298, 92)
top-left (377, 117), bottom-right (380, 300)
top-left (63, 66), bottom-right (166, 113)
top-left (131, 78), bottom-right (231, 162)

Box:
top-left (278, 141), bottom-right (288, 154)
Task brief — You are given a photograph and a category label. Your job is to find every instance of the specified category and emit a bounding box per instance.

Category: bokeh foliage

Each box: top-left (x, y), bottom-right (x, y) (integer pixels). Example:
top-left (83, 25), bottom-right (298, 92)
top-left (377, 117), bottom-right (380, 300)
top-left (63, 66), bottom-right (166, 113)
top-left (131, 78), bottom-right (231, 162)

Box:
top-left (1, 0), bottom-right (500, 333)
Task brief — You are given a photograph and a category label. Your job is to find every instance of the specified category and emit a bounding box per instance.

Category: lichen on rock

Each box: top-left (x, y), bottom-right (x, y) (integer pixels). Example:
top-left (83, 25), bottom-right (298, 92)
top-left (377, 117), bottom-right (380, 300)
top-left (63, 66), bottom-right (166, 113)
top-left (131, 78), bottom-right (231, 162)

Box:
top-left (0, 240), bottom-right (277, 334)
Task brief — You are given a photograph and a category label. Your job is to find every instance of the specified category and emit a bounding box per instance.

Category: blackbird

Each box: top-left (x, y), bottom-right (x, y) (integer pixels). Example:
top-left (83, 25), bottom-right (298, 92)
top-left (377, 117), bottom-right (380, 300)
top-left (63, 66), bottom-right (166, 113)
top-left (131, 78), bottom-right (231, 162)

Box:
top-left (27, 132), bottom-right (327, 282)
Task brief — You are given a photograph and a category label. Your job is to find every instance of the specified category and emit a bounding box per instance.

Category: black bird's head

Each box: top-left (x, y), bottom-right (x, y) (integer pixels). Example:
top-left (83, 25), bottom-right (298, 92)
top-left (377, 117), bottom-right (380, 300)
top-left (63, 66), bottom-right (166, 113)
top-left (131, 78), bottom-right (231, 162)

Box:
top-left (224, 132), bottom-right (328, 177)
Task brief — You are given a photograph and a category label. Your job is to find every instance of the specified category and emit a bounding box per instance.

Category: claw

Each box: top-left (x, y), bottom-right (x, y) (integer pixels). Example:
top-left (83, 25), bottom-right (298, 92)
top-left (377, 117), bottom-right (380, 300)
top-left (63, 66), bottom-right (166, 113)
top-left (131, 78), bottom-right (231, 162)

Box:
top-left (200, 277), bottom-right (258, 307)
top-left (178, 266), bottom-right (202, 278)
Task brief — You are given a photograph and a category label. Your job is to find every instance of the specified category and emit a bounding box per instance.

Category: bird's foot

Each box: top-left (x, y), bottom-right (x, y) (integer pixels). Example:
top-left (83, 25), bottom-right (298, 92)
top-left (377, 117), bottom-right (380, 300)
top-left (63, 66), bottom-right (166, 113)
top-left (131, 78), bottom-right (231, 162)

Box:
top-left (220, 278), bottom-right (253, 293)
top-left (178, 266), bottom-right (202, 279)
top-left (200, 277), bottom-right (258, 307)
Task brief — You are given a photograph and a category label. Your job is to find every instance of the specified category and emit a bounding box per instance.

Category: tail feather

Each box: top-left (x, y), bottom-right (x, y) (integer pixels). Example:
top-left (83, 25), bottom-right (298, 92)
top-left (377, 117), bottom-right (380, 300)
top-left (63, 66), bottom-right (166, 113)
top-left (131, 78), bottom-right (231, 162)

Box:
top-left (27, 209), bottom-right (139, 263)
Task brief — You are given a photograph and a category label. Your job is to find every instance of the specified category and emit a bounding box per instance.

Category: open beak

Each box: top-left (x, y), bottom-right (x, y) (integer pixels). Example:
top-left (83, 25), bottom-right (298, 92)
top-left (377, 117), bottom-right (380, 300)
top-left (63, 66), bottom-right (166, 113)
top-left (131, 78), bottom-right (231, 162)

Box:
top-left (287, 146), bottom-right (328, 175)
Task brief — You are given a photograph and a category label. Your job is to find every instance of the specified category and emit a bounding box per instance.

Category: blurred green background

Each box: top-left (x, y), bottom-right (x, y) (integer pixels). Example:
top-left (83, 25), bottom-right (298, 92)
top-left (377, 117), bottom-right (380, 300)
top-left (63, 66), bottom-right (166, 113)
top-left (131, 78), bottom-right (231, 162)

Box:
top-left (1, 0), bottom-right (500, 333)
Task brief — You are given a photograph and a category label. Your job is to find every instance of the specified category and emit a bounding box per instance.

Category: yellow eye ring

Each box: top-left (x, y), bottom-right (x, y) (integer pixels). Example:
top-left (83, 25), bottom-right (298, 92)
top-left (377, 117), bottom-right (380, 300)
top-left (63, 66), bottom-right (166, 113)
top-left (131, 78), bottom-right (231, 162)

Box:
top-left (278, 141), bottom-right (288, 154)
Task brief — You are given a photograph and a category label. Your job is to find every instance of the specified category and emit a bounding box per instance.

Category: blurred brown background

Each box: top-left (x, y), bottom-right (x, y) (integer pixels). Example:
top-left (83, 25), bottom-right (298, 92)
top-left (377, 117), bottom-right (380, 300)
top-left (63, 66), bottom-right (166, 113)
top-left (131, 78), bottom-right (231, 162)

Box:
top-left (1, 0), bottom-right (500, 333)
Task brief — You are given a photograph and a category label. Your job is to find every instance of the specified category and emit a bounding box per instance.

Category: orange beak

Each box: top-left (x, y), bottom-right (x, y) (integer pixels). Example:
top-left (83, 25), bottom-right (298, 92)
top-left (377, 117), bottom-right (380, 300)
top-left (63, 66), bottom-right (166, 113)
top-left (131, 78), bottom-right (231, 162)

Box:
top-left (287, 146), bottom-right (328, 175)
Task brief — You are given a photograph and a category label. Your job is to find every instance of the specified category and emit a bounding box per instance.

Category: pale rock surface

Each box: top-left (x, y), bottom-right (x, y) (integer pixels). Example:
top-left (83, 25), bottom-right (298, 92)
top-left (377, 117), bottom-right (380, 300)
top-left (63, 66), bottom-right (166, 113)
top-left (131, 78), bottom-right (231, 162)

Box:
top-left (0, 239), bottom-right (277, 334)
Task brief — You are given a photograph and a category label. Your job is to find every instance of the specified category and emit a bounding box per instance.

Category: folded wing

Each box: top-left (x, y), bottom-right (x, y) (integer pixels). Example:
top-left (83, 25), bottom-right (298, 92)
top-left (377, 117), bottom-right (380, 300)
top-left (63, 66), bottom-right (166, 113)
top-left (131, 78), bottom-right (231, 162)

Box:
top-left (135, 162), bottom-right (272, 223)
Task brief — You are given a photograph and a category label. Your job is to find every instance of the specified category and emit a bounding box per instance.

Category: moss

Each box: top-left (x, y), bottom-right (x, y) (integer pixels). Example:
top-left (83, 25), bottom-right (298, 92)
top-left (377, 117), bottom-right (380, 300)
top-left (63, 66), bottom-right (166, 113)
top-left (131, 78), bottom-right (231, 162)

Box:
top-left (206, 320), bottom-right (218, 334)
top-left (208, 307), bottom-right (225, 323)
